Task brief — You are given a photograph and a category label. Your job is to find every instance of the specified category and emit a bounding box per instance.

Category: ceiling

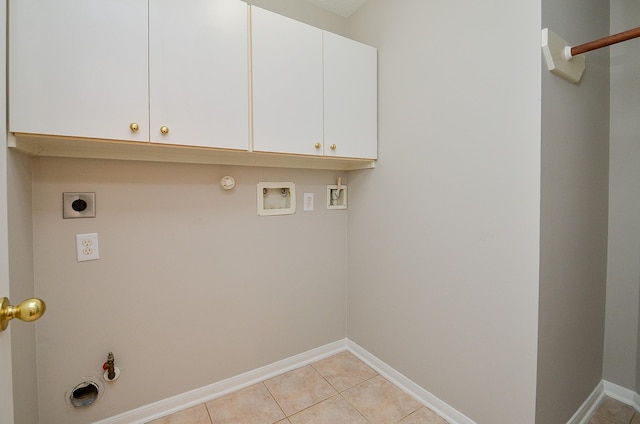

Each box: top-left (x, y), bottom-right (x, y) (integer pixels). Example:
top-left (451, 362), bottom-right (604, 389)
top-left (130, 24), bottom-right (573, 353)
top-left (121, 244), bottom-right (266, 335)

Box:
top-left (303, 0), bottom-right (368, 17)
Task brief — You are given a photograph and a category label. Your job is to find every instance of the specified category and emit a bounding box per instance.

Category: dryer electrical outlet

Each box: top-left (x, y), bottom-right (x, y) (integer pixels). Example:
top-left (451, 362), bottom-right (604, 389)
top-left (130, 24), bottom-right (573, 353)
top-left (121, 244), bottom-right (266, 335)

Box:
top-left (63, 192), bottom-right (96, 218)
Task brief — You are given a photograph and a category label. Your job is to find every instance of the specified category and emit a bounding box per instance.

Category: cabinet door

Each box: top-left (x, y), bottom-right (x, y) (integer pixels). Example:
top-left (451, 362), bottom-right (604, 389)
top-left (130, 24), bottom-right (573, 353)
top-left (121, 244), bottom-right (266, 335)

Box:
top-left (324, 32), bottom-right (378, 159)
top-left (251, 7), bottom-right (323, 156)
top-left (149, 0), bottom-right (248, 149)
top-left (9, 0), bottom-right (149, 142)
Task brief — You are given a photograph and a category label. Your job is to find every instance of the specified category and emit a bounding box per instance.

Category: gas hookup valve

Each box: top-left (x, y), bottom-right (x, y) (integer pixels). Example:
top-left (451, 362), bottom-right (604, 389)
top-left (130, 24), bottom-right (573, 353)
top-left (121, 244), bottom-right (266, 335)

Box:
top-left (103, 351), bottom-right (121, 382)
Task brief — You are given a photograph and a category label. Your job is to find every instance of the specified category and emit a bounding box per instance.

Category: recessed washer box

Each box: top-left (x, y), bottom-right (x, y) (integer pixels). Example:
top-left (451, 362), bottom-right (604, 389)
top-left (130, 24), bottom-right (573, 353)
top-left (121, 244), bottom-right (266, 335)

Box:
top-left (327, 185), bottom-right (347, 209)
top-left (257, 182), bottom-right (295, 216)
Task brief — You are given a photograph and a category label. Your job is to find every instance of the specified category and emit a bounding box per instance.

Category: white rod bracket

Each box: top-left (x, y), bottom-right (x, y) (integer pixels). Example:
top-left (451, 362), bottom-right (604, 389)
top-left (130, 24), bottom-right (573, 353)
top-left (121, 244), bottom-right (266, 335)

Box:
top-left (542, 28), bottom-right (585, 83)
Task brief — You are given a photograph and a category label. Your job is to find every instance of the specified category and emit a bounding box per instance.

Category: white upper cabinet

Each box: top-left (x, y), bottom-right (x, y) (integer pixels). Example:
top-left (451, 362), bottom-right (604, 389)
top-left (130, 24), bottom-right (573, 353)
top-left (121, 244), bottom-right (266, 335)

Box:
top-left (324, 32), bottom-right (377, 159)
top-left (9, 0), bottom-right (150, 142)
top-left (9, 0), bottom-right (249, 150)
top-left (251, 6), bottom-right (377, 160)
top-left (149, 0), bottom-right (248, 149)
top-left (8, 2), bottom-right (377, 168)
top-left (251, 7), bottom-right (324, 156)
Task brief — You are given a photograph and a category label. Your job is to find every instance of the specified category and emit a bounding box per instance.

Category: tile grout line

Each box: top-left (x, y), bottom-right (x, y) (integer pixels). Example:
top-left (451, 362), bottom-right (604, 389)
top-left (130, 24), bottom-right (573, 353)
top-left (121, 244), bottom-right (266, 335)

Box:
top-left (338, 392), bottom-right (373, 423)
top-left (311, 359), bottom-right (381, 423)
top-left (264, 365), bottom-right (342, 421)
top-left (203, 401), bottom-right (214, 424)
top-left (260, 381), bottom-right (289, 423)
top-left (285, 366), bottom-right (340, 419)
top-left (396, 406), bottom-right (429, 423)
top-left (335, 373), bottom-right (380, 424)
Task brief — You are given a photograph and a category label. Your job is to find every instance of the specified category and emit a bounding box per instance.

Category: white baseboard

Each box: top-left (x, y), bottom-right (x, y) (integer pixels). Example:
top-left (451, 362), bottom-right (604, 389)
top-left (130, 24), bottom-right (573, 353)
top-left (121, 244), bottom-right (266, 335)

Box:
top-left (603, 380), bottom-right (640, 412)
top-left (94, 338), bottom-right (474, 424)
top-left (346, 340), bottom-right (476, 424)
top-left (93, 339), bottom-right (348, 424)
top-left (566, 380), bottom-right (640, 424)
top-left (566, 380), bottom-right (606, 424)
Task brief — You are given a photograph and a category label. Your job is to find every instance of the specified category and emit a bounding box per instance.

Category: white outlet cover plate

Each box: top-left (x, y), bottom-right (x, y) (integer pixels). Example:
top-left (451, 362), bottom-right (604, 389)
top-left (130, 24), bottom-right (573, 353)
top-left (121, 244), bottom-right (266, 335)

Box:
top-left (76, 233), bottom-right (99, 262)
top-left (304, 193), bottom-right (314, 211)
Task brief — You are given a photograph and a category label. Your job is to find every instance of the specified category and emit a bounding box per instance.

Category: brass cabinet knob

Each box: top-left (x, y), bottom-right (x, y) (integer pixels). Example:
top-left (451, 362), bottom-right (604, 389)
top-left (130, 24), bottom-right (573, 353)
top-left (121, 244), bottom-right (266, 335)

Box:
top-left (129, 123), bottom-right (139, 132)
top-left (330, 144), bottom-right (337, 151)
top-left (314, 143), bottom-right (321, 149)
top-left (160, 126), bottom-right (169, 135)
top-left (0, 297), bottom-right (46, 331)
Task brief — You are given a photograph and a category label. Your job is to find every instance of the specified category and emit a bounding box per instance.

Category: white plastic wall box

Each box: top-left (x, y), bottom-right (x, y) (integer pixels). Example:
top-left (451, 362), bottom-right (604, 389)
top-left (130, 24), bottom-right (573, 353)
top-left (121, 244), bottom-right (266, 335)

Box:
top-left (257, 182), bottom-right (296, 216)
top-left (326, 184), bottom-right (347, 209)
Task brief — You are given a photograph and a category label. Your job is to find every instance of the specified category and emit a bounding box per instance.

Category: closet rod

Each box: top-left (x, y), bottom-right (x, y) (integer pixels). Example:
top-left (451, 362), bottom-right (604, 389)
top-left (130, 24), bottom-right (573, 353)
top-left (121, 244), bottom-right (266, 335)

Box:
top-left (570, 26), bottom-right (640, 57)
top-left (542, 26), bottom-right (640, 84)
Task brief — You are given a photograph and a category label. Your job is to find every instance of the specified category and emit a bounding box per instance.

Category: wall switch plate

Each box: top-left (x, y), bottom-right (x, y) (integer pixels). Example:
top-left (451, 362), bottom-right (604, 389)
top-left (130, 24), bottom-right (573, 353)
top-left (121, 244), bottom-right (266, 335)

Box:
top-left (303, 193), bottom-right (314, 211)
top-left (76, 233), bottom-right (99, 262)
top-left (327, 185), bottom-right (347, 209)
top-left (63, 192), bottom-right (96, 218)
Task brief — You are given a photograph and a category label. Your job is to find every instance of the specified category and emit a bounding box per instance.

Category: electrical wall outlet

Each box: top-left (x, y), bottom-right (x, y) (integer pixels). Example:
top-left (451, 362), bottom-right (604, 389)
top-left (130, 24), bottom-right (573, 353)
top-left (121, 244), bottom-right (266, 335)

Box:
top-left (76, 233), bottom-right (99, 262)
top-left (303, 193), bottom-right (314, 211)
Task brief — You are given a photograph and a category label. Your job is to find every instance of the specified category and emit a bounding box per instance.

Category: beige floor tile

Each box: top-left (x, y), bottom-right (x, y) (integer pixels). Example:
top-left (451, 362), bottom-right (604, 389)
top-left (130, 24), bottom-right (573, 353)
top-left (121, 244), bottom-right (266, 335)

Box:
top-left (400, 406), bottom-right (449, 423)
top-left (312, 351), bottom-right (378, 392)
top-left (288, 394), bottom-right (369, 424)
top-left (587, 414), bottom-right (618, 424)
top-left (147, 404), bottom-right (212, 424)
top-left (264, 365), bottom-right (338, 416)
top-left (593, 397), bottom-right (636, 423)
top-left (631, 413), bottom-right (640, 424)
top-left (343, 375), bottom-right (423, 423)
top-left (205, 383), bottom-right (285, 424)
top-left (275, 420), bottom-right (291, 424)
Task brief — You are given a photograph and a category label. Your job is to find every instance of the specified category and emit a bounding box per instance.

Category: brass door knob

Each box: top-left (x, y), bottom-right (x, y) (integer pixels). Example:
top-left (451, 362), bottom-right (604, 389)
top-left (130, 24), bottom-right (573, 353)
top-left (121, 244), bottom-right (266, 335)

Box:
top-left (0, 297), bottom-right (46, 331)
top-left (314, 143), bottom-right (321, 149)
top-left (160, 126), bottom-right (169, 135)
top-left (330, 144), bottom-right (337, 151)
top-left (129, 123), bottom-right (139, 132)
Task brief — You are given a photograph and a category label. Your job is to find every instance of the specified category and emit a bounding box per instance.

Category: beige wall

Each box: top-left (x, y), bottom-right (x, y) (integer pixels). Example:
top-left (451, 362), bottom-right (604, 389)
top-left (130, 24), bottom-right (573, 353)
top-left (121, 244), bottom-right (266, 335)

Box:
top-left (25, 3), bottom-right (349, 423)
top-left (245, 0), bottom-right (346, 35)
top-left (606, 0), bottom-right (640, 392)
top-left (32, 158), bottom-right (349, 423)
top-left (537, 1), bottom-right (610, 422)
top-left (346, 1), bottom-right (542, 423)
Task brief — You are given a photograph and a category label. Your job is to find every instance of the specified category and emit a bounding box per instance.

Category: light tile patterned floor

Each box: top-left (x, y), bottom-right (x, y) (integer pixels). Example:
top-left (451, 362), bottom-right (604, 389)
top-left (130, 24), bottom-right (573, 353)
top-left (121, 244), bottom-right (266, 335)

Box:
top-left (147, 350), bottom-right (448, 424)
top-left (587, 397), bottom-right (640, 424)
top-left (147, 353), bottom-right (640, 424)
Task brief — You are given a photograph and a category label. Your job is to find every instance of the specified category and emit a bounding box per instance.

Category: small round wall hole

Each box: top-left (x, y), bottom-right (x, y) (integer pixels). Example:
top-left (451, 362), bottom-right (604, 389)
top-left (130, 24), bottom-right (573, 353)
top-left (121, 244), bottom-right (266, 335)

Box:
top-left (67, 379), bottom-right (102, 408)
